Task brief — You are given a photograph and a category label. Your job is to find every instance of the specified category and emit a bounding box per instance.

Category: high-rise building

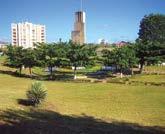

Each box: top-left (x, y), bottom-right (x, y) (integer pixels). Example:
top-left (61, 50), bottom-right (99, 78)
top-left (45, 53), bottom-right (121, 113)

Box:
top-left (11, 22), bottom-right (46, 48)
top-left (71, 11), bottom-right (86, 44)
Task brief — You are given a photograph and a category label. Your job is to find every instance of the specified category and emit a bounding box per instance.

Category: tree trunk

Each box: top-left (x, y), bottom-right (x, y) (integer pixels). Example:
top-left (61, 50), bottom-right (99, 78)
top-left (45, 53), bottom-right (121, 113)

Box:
top-left (140, 63), bottom-right (144, 74)
top-left (130, 65), bottom-right (134, 75)
top-left (131, 68), bottom-right (134, 75)
top-left (29, 67), bottom-right (32, 77)
top-left (139, 57), bottom-right (144, 73)
top-left (19, 66), bottom-right (22, 76)
top-left (50, 67), bottom-right (53, 79)
top-left (74, 66), bottom-right (77, 80)
top-left (115, 65), bottom-right (118, 73)
top-left (120, 69), bottom-right (123, 78)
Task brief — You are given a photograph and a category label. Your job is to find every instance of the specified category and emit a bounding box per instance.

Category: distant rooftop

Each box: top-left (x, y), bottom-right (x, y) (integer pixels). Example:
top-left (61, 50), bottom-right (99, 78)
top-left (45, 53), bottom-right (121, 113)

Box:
top-left (0, 41), bottom-right (10, 45)
top-left (11, 22), bottom-right (45, 26)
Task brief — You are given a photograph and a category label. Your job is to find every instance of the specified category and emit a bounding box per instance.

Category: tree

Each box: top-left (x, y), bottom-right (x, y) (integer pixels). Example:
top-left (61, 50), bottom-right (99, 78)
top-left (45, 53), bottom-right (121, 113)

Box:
top-left (54, 42), bottom-right (69, 68)
top-left (146, 56), bottom-right (162, 66)
top-left (45, 44), bottom-right (58, 78)
top-left (67, 41), bottom-right (96, 79)
top-left (35, 43), bottom-right (57, 79)
top-left (135, 40), bottom-right (165, 73)
top-left (137, 14), bottom-right (165, 73)
top-left (102, 49), bottom-right (115, 65)
top-left (34, 43), bottom-right (47, 67)
top-left (102, 49), bottom-right (117, 71)
top-left (23, 48), bottom-right (37, 77)
top-left (102, 45), bottom-right (137, 78)
top-left (115, 47), bottom-right (128, 78)
top-left (139, 14), bottom-right (165, 44)
top-left (6, 46), bottom-right (24, 75)
top-left (35, 43), bottom-right (67, 79)
top-left (127, 45), bottom-right (138, 75)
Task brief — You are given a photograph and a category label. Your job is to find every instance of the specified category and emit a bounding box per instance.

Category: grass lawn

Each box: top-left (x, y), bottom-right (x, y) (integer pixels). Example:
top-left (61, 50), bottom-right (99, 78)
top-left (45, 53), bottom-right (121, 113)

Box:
top-left (0, 56), bottom-right (102, 79)
top-left (0, 74), bottom-right (165, 133)
top-left (144, 66), bottom-right (165, 73)
top-left (130, 74), bottom-right (165, 83)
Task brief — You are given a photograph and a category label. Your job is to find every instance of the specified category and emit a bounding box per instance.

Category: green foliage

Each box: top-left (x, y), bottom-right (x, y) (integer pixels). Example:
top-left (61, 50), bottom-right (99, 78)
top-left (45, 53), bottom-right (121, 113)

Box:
top-left (126, 45), bottom-right (138, 69)
top-left (139, 14), bottom-right (165, 43)
top-left (23, 48), bottom-right (37, 75)
top-left (23, 48), bottom-right (37, 68)
top-left (45, 44), bottom-right (58, 76)
top-left (146, 56), bottom-right (162, 65)
top-left (26, 81), bottom-right (47, 106)
top-left (102, 45), bottom-right (138, 75)
top-left (6, 46), bottom-right (38, 75)
top-left (102, 49), bottom-right (115, 66)
top-left (67, 41), bottom-right (97, 79)
top-left (6, 46), bottom-right (24, 74)
top-left (35, 43), bottom-right (68, 78)
top-left (135, 39), bottom-right (165, 73)
top-left (137, 14), bottom-right (165, 72)
top-left (34, 43), bottom-right (47, 67)
top-left (114, 47), bottom-right (130, 70)
top-left (68, 42), bottom-right (97, 67)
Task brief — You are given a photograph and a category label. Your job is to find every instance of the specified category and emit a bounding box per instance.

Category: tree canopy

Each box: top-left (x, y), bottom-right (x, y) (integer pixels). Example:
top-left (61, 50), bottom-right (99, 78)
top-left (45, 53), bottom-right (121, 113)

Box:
top-left (67, 41), bottom-right (97, 79)
top-left (6, 46), bottom-right (24, 75)
top-left (139, 14), bottom-right (165, 43)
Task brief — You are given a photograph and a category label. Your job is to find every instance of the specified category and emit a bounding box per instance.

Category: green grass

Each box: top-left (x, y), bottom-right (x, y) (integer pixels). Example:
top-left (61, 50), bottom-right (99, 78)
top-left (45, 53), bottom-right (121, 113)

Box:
top-left (0, 56), bottom-right (101, 78)
top-left (130, 74), bottom-right (165, 83)
top-left (0, 56), bottom-right (165, 133)
top-left (0, 73), bottom-right (164, 128)
top-left (0, 56), bottom-right (6, 64)
top-left (144, 66), bottom-right (165, 73)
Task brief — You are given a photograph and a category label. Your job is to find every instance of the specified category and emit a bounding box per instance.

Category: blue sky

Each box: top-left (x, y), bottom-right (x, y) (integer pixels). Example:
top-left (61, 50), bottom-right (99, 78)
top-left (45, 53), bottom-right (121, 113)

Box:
top-left (0, 0), bottom-right (164, 43)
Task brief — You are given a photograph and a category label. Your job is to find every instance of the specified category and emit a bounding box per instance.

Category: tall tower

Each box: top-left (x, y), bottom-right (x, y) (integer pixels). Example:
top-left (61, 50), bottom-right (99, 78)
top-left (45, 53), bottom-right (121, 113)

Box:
top-left (71, 0), bottom-right (86, 44)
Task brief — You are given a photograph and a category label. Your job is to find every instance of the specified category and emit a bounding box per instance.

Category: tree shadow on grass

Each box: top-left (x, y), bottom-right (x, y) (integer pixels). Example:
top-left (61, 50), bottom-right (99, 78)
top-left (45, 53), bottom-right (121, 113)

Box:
top-left (0, 70), bottom-right (73, 81)
top-left (87, 70), bottom-right (114, 79)
top-left (0, 109), bottom-right (164, 134)
top-left (17, 99), bottom-right (35, 106)
top-left (0, 70), bottom-right (37, 79)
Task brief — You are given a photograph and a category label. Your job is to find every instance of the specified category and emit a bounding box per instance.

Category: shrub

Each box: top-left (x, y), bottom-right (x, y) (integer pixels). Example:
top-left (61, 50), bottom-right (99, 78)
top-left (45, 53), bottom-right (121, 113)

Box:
top-left (26, 81), bottom-right (47, 106)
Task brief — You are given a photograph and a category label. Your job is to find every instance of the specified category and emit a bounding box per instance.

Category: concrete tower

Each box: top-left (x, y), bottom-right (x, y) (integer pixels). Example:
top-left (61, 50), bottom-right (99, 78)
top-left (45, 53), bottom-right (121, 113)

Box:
top-left (71, 1), bottom-right (86, 44)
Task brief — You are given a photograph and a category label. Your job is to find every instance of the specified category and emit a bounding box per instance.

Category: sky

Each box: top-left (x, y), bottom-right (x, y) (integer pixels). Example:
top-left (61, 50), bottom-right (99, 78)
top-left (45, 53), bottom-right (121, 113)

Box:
top-left (0, 0), bottom-right (164, 43)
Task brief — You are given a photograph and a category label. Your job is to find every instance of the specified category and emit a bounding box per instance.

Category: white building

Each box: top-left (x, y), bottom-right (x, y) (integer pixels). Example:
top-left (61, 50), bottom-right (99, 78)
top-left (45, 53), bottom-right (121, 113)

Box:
top-left (11, 22), bottom-right (46, 48)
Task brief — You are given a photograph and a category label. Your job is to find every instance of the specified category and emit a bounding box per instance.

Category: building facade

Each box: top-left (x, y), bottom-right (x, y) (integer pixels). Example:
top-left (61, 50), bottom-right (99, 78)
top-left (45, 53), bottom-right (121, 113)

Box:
top-left (71, 11), bottom-right (86, 44)
top-left (11, 22), bottom-right (46, 48)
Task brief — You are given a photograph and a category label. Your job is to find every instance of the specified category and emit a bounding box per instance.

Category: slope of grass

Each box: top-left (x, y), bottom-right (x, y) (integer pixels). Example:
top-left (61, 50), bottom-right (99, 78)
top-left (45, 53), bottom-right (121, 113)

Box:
top-left (0, 73), bottom-right (164, 128)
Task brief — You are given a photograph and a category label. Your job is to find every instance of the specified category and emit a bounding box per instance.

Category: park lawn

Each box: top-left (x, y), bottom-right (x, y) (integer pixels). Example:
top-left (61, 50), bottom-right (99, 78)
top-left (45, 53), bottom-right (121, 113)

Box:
top-left (0, 56), bottom-right (101, 78)
top-left (130, 74), bottom-right (165, 83)
top-left (0, 73), bottom-right (165, 128)
top-left (144, 66), bottom-right (165, 73)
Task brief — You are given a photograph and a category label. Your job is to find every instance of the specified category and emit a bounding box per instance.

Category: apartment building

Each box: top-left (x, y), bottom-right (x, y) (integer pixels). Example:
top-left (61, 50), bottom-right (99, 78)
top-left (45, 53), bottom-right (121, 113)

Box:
top-left (11, 22), bottom-right (46, 48)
